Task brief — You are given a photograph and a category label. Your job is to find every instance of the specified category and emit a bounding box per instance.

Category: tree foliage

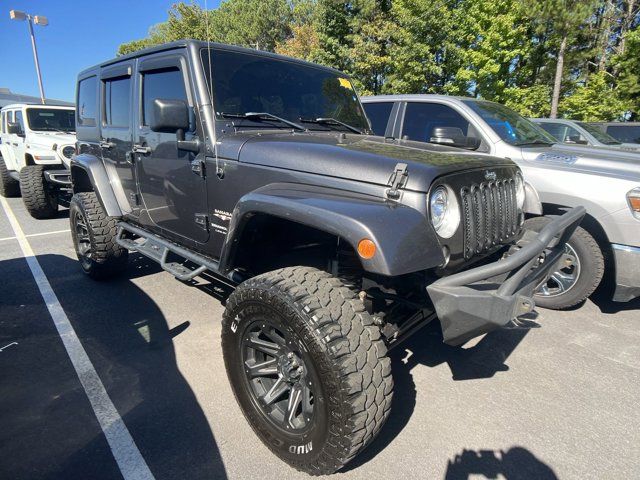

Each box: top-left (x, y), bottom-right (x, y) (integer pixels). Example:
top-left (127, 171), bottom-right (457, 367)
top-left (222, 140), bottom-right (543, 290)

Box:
top-left (118, 0), bottom-right (640, 120)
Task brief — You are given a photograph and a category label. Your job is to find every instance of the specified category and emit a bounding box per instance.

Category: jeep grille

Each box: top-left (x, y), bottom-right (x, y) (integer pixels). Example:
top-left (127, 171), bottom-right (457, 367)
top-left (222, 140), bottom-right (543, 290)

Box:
top-left (460, 178), bottom-right (518, 259)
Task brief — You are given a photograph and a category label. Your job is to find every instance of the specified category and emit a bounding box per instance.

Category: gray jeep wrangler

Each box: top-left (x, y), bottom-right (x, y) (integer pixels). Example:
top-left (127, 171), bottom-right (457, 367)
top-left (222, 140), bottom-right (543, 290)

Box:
top-left (70, 41), bottom-right (583, 475)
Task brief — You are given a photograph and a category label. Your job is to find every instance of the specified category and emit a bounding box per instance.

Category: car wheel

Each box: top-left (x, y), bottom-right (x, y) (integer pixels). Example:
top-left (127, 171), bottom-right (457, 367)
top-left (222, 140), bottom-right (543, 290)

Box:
top-left (19, 165), bottom-right (58, 218)
top-left (70, 192), bottom-right (128, 280)
top-left (0, 157), bottom-right (20, 197)
top-left (525, 216), bottom-right (604, 310)
top-left (222, 266), bottom-right (393, 475)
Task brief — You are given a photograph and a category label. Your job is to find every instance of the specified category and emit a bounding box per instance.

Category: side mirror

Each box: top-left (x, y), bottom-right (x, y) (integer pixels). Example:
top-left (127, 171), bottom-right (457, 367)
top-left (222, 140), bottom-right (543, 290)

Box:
top-left (7, 122), bottom-right (23, 136)
top-left (430, 126), bottom-right (480, 150)
top-left (150, 99), bottom-right (190, 134)
top-left (566, 135), bottom-right (588, 145)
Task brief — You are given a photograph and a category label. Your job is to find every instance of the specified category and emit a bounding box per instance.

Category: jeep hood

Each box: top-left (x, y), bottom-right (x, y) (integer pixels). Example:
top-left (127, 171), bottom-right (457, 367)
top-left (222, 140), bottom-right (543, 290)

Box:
top-left (28, 132), bottom-right (75, 149)
top-left (520, 143), bottom-right (640, 179)
top-left (221, 132), bottom-right (515, 192)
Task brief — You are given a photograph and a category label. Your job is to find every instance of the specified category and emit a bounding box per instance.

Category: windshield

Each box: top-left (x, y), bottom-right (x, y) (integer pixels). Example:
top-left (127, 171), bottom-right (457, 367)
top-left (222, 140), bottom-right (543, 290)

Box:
top-left (578, 122), bottom-right (621, 145)
top-left (26, 108), bottom-right (75, 133)
top-left (463, 100), bottom-right (556, 146)
top-left (201, 48), bottom-right (370, 133)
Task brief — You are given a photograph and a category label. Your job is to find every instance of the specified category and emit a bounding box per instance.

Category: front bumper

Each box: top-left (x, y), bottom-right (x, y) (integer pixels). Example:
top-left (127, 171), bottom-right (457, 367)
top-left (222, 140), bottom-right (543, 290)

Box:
top-left (43, 169), bottom-right (71, 187)
top-left (612, 244), bottom-right (640, 302)
top-left (427, 207), bottom-right (585, 346)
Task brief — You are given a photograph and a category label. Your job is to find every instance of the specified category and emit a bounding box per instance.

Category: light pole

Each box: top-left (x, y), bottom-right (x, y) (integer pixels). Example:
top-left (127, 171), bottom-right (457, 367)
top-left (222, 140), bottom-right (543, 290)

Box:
top-left (9, 10), bottom-right (48, 104)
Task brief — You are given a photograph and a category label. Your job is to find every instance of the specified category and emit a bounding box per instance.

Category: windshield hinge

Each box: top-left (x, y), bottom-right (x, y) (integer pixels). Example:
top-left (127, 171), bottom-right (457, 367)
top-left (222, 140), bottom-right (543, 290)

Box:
top-left (194, 213), bottom-right (209, 231)
top-left (386, 163), bottom-right (408, 199)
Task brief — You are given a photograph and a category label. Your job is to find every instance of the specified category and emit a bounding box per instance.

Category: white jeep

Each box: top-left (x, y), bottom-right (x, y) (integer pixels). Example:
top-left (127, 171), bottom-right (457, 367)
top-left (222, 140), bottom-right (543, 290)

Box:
top-left (0, 103), bottom-right (76, 218)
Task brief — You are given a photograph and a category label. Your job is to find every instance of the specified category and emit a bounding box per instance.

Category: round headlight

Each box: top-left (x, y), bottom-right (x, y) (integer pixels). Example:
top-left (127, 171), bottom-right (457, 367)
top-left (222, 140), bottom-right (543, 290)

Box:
top-left (515, 172), bottom-right (525, 209)
top-left (429, 185), bottom-right (460, 238)
top-left (62, 145), bottom-right (75, 159)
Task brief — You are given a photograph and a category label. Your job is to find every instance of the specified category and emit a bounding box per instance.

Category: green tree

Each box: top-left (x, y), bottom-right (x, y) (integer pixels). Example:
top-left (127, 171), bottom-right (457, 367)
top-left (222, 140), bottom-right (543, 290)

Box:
top-left (614, 28), bottom-right (640, 118)
top-left (558, 71), bottom-right (628, 120)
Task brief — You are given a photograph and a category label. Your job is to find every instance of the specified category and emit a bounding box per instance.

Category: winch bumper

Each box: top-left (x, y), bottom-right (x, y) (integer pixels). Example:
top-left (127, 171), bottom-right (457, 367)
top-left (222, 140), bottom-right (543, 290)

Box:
top-left (427, 207), bottom-right (586, 346)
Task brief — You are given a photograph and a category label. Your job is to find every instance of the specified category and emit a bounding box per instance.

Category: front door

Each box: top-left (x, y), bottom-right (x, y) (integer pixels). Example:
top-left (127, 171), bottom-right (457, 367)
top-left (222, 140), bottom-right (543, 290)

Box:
top-left (134, 54), bottom-right (208, 244)
top-left (13, 110), bottom-right (28, 170)
top-left (2, 110), bottom-right (18, 170)
top-left (99, 62), bottom-right (137, 215)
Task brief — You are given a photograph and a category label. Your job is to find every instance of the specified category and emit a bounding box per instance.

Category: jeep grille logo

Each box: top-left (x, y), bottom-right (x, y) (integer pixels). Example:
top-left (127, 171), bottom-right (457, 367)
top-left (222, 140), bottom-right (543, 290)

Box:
top-left (484, 170), bottom-right (497, 181)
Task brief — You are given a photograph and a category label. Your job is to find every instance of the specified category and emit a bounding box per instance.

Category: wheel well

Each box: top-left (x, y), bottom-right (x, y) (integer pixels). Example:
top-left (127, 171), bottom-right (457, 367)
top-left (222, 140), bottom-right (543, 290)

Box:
top-left (542, 202), bottom-right (615, 290)
top-left (71, 166), bottom-right (93, 193)
top-left (229, 213), bottom-right (362, 278)
top-left (25, 154), bottom-right (35, 166)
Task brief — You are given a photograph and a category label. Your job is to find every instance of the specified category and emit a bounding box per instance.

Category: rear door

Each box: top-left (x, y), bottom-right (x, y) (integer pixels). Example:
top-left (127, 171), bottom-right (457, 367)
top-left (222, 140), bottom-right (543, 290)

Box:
top-left (99, 62), bottom-right (138, 214)
top-left (134, 52), bottom-right (208, 244)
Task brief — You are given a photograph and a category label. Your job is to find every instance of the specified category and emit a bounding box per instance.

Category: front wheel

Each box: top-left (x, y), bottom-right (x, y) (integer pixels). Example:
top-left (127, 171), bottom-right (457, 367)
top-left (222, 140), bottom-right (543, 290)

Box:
top-left (526, 216), bottom-right (604, 310)
top-left (222, 266), bottom-right (393, 475)
top-left (19, 165), bottom-right (58, 218)
top-left (70, 192), bottom-right (128, 279)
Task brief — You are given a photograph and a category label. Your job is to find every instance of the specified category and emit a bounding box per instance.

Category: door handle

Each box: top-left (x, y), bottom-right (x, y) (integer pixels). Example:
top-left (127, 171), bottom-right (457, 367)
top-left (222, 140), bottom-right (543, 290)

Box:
top-left (132, 144), bottom-right (151, 154)
top-left (99, 140), bottom-right (114, 149)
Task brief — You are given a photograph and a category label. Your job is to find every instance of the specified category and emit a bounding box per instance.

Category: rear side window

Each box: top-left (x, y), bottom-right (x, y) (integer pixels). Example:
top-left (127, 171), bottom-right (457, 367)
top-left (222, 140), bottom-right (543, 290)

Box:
top-left (0, 111), bottom-right (5, 133)
top-left (363, 102), bottom-right (393, 136)
top-left (104, 76), bottom-right (131, 127)
top-left (606, 125), bottom-right (640, 143)
top-left (142, 67), bottom-right (187, 126)
top-left (402, 102), bottom-right (472, 142)
top-left (77, 76), bottom-right (97, 127)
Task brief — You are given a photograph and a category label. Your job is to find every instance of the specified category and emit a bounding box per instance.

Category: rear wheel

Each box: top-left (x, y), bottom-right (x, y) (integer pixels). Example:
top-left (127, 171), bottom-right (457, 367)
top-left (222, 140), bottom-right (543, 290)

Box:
top-left (222, 266), bottom-right (393, 475)
top-left (526, 216), bottom-right (604, 310)
top-left (19, 165), bottom-right (58, 218)
top-left (0, 157), bottom-right (20, 197)
top-left (70, 192), bottom-right (128, 279)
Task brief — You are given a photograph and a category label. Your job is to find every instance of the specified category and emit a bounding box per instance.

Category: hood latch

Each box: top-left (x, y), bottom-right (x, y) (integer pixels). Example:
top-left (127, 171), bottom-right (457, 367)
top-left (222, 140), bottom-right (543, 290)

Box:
top-left (386, 163), bottom-right (408, 199)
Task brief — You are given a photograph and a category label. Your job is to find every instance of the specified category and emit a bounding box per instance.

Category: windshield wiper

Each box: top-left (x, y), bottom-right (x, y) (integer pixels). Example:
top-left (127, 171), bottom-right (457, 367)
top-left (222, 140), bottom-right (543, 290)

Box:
top-left (299, 117), bottom-right (363, 134)
top-left (514, 140), bottom-right (555, 147)
top-left (219, 112), bottom-right (306, 131)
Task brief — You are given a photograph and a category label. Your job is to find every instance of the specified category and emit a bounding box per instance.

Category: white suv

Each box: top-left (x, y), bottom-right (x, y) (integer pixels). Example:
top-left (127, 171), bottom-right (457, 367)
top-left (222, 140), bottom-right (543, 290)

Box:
top-left (0, 103), bottom-right (76, 218)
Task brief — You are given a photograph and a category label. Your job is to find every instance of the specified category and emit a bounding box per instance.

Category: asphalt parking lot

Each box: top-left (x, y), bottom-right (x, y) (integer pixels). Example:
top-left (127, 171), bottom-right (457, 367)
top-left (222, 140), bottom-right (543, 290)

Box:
top-left (1, 195), bottom-right (639, 480)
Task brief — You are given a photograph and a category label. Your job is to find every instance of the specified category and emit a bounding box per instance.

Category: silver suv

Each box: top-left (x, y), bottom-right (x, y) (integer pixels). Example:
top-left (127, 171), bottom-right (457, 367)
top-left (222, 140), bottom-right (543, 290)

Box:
top-left (531, 118), bottom-right (640, 152)
top-left (362, 95), bottom-right (640, 309)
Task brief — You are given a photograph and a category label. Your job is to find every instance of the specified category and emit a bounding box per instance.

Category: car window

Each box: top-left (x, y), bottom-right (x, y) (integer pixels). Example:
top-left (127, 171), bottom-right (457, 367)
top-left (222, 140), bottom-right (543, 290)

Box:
top-left (15, 111), bottom-right (25, 132)
top-left (27, 108), bottom-right (75, 133)
top-left (605, 125), bottom-right (640, 143)
top-left (78, 76), bottom-right (98, 127)
top-left (560, 124), bottom-right (587, 144)
top-left (363, 102), bottom-right (393, 136)
top-left (578, 122), bottom-right (620, 145)
top-left (142, 67), bottom-right (187, 127)
top-left (402, 102), bottom-right (473, 142)
top-left (104, 76), bottom-right (131, 127)
top-left (0, 111), bottom-right (5, 133)
top-left (537, 122), bottom-right (567, 142)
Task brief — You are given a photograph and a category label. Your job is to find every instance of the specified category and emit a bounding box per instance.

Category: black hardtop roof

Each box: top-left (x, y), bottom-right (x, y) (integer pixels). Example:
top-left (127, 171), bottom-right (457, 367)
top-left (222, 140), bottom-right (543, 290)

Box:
top-left (78, 39), bottom-right (345, 78)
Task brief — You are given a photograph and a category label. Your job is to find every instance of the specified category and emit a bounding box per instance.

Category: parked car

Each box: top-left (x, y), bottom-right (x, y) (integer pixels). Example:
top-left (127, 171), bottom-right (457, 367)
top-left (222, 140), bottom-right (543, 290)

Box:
top-left (531, 117), bottom-right (640, 152)
top-left (588, 121), bottom-right (640, 144)
top-left (0, 103), bottom-right (75, 217)
top-left (362, 95), bottom-right (640, 308)
top-left (69, 41), bottom-right (582, 475)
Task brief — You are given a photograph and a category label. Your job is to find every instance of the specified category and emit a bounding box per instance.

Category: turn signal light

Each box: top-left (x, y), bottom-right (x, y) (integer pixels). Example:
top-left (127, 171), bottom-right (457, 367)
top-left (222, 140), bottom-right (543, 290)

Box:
top-left (628, 188), bottom-right (640, 218)
top-left (357, 239), bottom-right (376, 259)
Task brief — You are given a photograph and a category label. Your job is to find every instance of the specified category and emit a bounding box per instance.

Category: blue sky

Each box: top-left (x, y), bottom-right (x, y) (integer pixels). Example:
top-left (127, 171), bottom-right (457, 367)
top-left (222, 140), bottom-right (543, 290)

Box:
top-left (0, 0), bottom-right (222, 102)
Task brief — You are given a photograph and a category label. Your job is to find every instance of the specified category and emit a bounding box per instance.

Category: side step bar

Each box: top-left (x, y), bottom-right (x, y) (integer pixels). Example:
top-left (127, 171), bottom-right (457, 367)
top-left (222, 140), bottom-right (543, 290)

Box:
top-left (115, 222), bottom-right (237, 286)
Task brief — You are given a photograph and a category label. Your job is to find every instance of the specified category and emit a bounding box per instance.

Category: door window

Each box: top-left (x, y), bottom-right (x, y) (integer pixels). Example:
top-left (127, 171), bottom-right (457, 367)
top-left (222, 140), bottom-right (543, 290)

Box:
top-left (402, 102), bottom-right (473, 142)
top-left (141, 67), bottom-right (188, 127)
top-left (537, 122), bottom-right (567, 142)
top-left (363, 102), bottom-right (393, 136)
top-left (77, 76), bottom-right (98, 126)
top-left (103, 76), bottom-right (131, 127)
top-left (606, 125), bottom-right (640, 143)
top-left (1, 111), bottom-right (5, 133)
top-left (15, 111), bottom-right (25, 133)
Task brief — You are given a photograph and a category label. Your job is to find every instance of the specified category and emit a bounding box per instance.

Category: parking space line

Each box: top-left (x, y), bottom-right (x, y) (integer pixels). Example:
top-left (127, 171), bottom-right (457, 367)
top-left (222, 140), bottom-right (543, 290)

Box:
top-left (0, 229), bottom-right (70, 243)
top-left (0, 197), bottom-right (154, 480)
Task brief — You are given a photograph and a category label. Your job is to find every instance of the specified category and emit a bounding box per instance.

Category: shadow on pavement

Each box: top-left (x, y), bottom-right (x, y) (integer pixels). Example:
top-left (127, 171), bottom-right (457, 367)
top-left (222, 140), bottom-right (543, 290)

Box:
top-left (346, 320), bottom-right (532, 472)
top-left (1, 253), bottom-right (227, 480)
top-left (591, 287), bottom-right (640, 314)
top-left (444, 446), bottom-right (558, 479)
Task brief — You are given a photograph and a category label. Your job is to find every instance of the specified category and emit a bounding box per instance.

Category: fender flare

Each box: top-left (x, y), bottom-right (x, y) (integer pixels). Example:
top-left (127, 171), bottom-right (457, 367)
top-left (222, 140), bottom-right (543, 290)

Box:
top-left (220, 183), bottom-right (445, 277)
top-left (70, 154), bottom-right (127, 217)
